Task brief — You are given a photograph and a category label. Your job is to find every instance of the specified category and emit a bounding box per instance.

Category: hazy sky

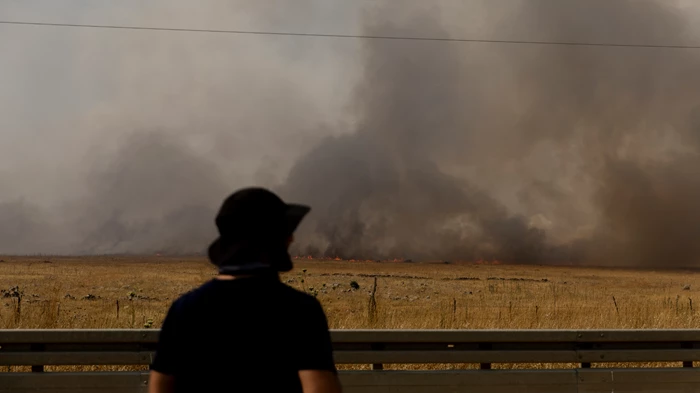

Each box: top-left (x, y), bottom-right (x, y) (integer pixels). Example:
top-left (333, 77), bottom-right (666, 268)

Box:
top-left (3, 0), bottom-right (698, 203)
top-left (0, 0), bottom-right (362, 202)
top-left (0, 0), bottom-right (507, 206)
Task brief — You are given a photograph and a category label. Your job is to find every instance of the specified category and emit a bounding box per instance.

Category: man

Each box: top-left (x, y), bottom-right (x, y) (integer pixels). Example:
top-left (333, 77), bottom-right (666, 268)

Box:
top-left (149, 187), bottom-right (342, 393)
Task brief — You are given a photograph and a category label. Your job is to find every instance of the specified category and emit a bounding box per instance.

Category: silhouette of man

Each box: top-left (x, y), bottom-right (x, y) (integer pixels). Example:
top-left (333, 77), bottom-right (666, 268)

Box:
top-left (149, 187), bottom-right (342, 393)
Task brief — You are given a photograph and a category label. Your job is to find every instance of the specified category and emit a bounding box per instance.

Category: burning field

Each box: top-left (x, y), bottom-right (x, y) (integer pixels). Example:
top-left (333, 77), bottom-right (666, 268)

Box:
top-left (2, 256), bottom-right (700, 331)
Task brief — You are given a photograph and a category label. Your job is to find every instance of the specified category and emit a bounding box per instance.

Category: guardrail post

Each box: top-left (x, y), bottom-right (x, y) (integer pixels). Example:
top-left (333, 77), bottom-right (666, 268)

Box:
top-left (682, 342), bottom-right (694, 367)
top-left (579, 337), bottom-right (591, 368)
top-left (31, 343), bottom-right (44, 372)
top-left (371, 343), bottom-right (384, 370)
top-left (479, 342), bottom-right (492, 369)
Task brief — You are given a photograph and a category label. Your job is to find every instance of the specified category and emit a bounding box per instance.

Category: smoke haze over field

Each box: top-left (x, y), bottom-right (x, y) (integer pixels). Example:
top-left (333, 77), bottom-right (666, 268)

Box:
top-left (2, 1), bottom-right (700, 266)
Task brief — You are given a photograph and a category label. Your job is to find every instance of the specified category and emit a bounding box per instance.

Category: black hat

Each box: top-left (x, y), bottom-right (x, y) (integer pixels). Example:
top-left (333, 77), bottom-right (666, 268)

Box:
top-left (207, 187), bottom-right (310, 273)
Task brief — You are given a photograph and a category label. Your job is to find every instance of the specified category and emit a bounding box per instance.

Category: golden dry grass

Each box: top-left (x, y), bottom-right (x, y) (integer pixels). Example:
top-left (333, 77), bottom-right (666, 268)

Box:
top-left (1, 256), bottom-right (700, 330)
top-left (3, 256), bottom-right (700, 372)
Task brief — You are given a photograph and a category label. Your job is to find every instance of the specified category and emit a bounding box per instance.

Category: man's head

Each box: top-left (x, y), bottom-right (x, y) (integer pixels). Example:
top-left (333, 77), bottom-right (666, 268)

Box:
top-left (208, 187), bottom-right (310, 274)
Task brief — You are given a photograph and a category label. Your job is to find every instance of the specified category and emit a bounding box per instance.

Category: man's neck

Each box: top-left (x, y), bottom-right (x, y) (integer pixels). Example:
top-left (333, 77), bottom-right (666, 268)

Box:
top-left (215, 274), bottom-right (252, 280)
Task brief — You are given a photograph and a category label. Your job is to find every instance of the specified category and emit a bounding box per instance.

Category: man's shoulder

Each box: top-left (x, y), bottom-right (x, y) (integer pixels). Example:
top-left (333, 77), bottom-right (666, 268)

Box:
top-left (280, 283), bottom-right (317, 299)
top-left (279, 284), bottom-right (323, 307)
top-left (167, 280), bottom-right (323, 314)
top-left (166, 280), bottom-right (217, 311)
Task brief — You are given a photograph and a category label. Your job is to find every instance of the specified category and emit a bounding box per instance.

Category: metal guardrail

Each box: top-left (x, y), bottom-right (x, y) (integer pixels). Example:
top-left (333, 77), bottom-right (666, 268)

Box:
top-left (2, 329), bottom-right (700, 392)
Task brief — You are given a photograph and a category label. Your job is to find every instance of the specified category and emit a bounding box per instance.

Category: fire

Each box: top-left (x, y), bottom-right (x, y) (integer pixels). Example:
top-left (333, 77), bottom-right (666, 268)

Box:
top-left (293, 255), bottom-right (356, 261)
top-left (292, 255), bottom-right (504, 265)
top-left (474, 259), bottom-right (502, 265)
top-left (293, 255), bottom-right (408, 262)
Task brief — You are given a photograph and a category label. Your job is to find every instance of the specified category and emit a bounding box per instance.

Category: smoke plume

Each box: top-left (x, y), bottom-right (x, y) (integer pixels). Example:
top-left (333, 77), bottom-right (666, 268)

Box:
top-left (3, 1), bottom-right (700, 267)
top-left (282, 6), bottom-right (546, 262)
top-left (283, 0), bottom-right (700, 267)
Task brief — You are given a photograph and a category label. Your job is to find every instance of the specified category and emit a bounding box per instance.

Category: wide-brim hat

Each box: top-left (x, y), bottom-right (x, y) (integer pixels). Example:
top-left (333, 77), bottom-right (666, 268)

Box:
top-left (207, 188), bottom-right (310, 273)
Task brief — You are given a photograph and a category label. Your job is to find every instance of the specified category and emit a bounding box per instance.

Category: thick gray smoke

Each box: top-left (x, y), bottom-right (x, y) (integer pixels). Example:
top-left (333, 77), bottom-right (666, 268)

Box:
top-left (3, 1), bottom-right (700, 267)
top-left (484, 0), bottom-right (700, 267)
top-left (0, 0), bottom-right (355, 255)
top-left (281, 7), bottom-right (547, 262)
top-left (283, 1), bottom-right (700, 267)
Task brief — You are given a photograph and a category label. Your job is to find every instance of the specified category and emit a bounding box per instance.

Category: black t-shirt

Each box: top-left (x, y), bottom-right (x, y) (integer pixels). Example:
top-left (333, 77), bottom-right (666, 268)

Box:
top-left (150, 275), bottom-right (337, 392)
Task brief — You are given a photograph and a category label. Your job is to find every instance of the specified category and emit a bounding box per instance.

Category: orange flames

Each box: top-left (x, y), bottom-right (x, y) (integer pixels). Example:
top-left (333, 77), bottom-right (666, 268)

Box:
top-left (293, 256), bottom-right (407, 262)
top-left (474, 259), bottom-right (502, 265)
top-left (294, 255), bottom-right (358, 261)
top-left (292, 256), bottom-right (503, 265)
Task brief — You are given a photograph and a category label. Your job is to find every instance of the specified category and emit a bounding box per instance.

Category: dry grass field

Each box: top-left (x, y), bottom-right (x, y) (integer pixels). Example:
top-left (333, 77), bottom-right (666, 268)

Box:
top-left (3, 256), bottom-right (700, 372)
top-left (2, 256), bottom-right (700, 331)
